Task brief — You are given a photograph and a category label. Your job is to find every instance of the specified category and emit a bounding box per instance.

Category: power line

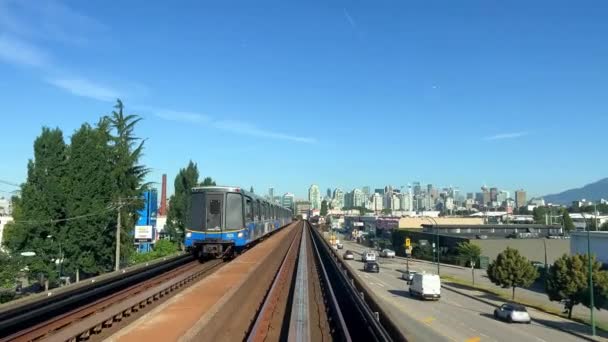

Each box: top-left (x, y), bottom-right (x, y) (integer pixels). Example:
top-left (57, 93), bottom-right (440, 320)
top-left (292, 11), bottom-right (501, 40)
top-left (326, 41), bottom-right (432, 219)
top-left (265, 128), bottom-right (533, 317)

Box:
top-left (9, 197), bottom-right (142, 225)
top-left (0, 179), bottom-right (20, 187)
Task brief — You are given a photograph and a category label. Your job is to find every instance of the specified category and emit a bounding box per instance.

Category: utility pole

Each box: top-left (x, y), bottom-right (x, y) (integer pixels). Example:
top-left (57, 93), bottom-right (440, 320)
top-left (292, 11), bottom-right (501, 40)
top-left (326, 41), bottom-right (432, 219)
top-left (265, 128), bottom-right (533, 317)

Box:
top-left (115, 200), bottom-right (122, 272)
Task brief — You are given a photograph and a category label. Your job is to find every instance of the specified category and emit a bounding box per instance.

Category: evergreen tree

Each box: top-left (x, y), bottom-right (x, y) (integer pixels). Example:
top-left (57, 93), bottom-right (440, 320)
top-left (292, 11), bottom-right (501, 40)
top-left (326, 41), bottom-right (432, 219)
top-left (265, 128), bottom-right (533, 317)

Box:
top-left (107, 100), bottom-right (149, 267)
top-left (533, 207), bottom-right (548, 224)
top-left (320, 200), bottom-right (328, 216)
top-left (487, 247), bottom-right (538, 300)
top-left (546, 254), bottom-right (608, 319)
top-left (250, 186), bottom-right (254, 193)
top-left (3, 127), bottom-right (68, 287)
top-left (63, 122), bottom-right (116, 277)
top-left (561, 210), bottom-right (575, 232)
top-left (200, 177), bottom-right (216, 186)
top-left (166, 161), bottom-right (199, 244)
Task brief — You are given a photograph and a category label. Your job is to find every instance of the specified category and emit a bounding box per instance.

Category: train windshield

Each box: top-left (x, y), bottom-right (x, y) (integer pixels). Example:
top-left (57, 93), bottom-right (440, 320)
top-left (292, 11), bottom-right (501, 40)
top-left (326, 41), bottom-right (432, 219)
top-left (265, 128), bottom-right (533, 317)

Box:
top-left (190, 192), bottom-right (223, 231)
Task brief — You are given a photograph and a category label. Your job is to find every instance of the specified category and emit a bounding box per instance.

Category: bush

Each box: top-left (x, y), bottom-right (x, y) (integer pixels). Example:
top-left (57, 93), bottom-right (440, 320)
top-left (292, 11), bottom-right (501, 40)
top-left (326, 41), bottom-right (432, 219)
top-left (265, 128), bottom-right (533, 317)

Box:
top-left (0, 289), bottom-right (16, 304)
top-left (129, 240), bottom-right (179, 266)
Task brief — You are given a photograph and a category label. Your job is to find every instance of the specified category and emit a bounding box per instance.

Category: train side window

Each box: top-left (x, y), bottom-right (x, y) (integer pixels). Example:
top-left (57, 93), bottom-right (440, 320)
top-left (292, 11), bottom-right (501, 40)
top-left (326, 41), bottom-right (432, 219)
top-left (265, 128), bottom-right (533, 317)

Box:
top-left (256, 200), bottom-right (261, 221)
top-left (245, 197), bottom-right (253, 221)
top-left (226, 193), bottom-right (244, 229)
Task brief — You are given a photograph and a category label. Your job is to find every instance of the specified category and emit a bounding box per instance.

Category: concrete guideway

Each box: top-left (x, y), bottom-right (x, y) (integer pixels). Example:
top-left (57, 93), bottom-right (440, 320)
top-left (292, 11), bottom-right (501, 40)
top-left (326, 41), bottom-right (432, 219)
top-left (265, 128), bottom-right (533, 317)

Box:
top-left (340, 239), bottom-right (589, 342)
top-left (106, 221), bottom-right (301, 342)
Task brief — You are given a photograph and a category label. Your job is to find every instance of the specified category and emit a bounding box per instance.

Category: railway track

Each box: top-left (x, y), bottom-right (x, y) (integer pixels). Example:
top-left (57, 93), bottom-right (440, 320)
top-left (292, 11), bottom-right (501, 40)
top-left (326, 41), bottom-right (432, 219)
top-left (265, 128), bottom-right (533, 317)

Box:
top-left (246, 221), bottom-right (401, 341)
top-left (0, 257), bottom-right (224, 342)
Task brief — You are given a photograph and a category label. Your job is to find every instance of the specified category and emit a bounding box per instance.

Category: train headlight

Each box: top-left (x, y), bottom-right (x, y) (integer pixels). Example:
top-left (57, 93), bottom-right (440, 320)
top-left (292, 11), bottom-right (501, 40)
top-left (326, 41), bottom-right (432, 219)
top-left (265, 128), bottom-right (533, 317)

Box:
top-left (186, 232), bottom-right (192, 238)
top-left (237, 232), bottom-right (244, 238)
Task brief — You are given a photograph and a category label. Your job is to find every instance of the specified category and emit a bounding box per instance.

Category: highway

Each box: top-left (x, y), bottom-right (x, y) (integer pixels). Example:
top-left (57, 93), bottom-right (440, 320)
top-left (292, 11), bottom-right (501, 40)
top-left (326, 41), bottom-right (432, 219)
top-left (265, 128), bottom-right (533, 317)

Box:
top-left (340, 239), bottom-right (583, 342)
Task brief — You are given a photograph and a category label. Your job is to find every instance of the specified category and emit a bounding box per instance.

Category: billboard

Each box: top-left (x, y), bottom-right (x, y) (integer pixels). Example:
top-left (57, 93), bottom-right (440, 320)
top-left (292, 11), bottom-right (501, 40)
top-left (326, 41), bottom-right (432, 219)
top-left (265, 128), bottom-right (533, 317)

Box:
top-left (135, 225), bottom-right (154, 240)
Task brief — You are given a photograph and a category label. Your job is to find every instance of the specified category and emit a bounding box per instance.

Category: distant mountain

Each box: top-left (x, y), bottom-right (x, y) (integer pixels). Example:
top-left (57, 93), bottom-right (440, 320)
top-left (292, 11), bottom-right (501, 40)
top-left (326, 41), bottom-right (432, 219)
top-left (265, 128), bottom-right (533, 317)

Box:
top-left (543, 178), bottom-right (608, 205)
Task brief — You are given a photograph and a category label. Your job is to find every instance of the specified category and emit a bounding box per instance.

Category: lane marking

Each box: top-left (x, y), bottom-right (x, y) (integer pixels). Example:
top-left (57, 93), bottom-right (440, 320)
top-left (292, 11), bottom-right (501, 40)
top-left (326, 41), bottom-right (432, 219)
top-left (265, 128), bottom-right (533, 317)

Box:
top-left (376, 283), bottom-right (385, 288)
top-left (465, 337), bottom-right (480, 342)
top-left (420, 316), bottom-right (435, 324)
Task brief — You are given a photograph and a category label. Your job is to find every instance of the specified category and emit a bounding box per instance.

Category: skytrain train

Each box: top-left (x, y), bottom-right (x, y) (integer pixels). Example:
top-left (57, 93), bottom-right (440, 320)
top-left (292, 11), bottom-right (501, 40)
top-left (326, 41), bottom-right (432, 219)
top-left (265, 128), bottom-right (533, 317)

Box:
top-left (185, 186), bottom-right (292, 260)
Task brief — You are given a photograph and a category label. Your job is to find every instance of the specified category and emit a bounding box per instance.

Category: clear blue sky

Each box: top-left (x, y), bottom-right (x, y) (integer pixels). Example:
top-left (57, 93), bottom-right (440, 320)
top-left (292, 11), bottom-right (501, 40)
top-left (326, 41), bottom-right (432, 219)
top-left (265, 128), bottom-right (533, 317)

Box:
top-left (1, 0), bottom-right (607, 199)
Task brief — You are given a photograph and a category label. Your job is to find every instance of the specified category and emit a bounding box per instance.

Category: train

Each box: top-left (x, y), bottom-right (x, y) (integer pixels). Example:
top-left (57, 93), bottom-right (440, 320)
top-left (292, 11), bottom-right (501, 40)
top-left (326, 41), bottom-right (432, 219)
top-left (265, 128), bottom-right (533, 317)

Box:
top-left (185, 186), bottom-right (293, 260)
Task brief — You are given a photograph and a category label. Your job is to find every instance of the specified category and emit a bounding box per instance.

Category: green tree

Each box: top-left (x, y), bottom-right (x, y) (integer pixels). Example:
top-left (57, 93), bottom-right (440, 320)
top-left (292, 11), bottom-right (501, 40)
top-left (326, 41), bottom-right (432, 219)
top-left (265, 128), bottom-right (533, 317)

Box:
top-left (0, 251), bottom-right (19, 289)
top-left (561, 210), bottom-right (575, 232)
top-left (200, 177), bottom-right (216, 186)
top-left (3, 127), bottom-right (68, 287)
top-left (458, 242), bottom-right (482, 284)
top-left (107, 100), bottom-right (150, 267)
top-left (320, 200), bottom-right (328, 216)
top-left (533, 207), bottom-right (548, 224)
top-left (487, 247), bottom-right (539, 300)
top-left (63, 122), bottom-right (116, 277)
top-left (381, 208), bottom-right (392, 215)
top-left (601, 222), bottom-right (608, 231)
top-left (166, 161), bottom-right (199, 244)
top-left (546, 254), bottom-right (608, 319)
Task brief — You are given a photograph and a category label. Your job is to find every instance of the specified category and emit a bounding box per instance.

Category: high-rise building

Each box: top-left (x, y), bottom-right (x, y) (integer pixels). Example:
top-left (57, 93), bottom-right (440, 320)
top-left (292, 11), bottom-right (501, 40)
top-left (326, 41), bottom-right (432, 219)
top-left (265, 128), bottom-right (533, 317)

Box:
top-left (490, 187), bottom-right (498, 202)
top-left (308, 184), bottom-right (321, 210)
top-left (515, 190), bottom-right (527, 208)
top-left (332, 188), bottom-right (345, 209)
top-left (497, 190), bottom-right (508, 205)
top-left (326, 188), bottom-right (332, 199)
top-left (390, 193), bottom-right (401, 211)
top-left (375, 188), bottom-right (385, 196)
top-left (352, 188), bottom-right (364, 207)
top-left (282, 193), bottom-right (295, 212)
top-left (268, 187), bottom-right (274, 200)
top-left (413, 182), bottom-right (422, 196)
top-left (372, 193), bottom-right (383, 211)
top-left (362, 186), bottom-right (370, 196)
top-left (295, 201), bottom-right (311, 216)
top-left (466, 192), bottom-right (474, 200)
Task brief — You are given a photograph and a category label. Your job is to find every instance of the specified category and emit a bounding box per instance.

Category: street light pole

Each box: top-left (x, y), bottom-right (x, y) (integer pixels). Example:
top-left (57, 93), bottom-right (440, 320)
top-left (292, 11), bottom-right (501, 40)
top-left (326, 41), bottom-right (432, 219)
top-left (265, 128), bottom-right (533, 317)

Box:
top-left (425, 216), bottom-right (441, 276)
top-left (582, 212), bottom-right (596, 336)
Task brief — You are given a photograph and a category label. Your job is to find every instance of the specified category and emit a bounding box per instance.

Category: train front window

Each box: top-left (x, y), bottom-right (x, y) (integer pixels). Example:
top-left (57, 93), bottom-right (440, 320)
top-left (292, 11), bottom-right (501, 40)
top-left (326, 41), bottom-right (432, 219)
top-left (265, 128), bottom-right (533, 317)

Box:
top-left (190, 192), bottom-right (205, 231)
top-left (205, 193), bottom-right (223, 231)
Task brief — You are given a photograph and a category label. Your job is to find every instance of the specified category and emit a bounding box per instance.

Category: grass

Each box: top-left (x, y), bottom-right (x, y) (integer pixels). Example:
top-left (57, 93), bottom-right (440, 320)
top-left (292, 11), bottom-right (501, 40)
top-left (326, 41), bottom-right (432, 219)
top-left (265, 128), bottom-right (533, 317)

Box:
top-left (441, 275), bottom-right (608, 333)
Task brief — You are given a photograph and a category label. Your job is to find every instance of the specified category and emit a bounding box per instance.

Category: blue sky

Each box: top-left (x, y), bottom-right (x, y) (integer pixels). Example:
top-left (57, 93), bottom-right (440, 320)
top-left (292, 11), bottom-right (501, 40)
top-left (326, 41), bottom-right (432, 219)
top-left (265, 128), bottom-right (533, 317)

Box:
top-left (1, 0), bottom-right (607, 200)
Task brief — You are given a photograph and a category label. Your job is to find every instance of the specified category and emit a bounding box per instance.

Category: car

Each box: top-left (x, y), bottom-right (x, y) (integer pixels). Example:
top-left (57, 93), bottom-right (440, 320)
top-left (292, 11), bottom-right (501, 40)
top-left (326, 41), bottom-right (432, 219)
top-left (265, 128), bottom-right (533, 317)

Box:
top-left (493, 304), bottom-right (531, 323)
top-left (331, 244), bottom-right (338, 250)
top-left (337, 242), bottom-right (344, 249)
top-left (380, 249), bottom-right (395, 258)
top-left (364, 261), bottom-right (380, 273)
top-left (361, 251), bottom-right (377, 262)
top-left (401, 270), bottom-right (417, 284)
top-left (343, 250), bottom-right (355, 260)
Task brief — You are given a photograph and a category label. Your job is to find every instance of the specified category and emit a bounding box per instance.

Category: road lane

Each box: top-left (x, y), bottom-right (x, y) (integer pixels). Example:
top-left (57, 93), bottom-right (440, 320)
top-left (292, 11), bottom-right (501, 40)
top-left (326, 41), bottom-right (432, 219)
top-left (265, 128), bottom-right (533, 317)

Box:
top-left (339, 239), bottom-right (582, 342)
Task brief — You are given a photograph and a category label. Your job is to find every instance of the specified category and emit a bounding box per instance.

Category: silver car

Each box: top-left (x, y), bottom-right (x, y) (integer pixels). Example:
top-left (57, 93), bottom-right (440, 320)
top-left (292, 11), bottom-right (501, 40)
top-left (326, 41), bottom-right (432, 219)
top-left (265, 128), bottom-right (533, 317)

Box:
top-left (401, 270), bottom-right (417, 284)
top-left (494, 304), bottom-right (531, 323)
top-left (380, 249), bottom-right (396, 258)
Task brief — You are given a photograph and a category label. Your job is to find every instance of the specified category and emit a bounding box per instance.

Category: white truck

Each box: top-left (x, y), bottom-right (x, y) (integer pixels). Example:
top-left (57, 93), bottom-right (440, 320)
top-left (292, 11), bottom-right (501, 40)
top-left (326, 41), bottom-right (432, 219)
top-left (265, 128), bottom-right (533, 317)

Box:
top-left (361, 250), bottom-right (376, 262)
top-left (409, 273), bottom-right (441, 300)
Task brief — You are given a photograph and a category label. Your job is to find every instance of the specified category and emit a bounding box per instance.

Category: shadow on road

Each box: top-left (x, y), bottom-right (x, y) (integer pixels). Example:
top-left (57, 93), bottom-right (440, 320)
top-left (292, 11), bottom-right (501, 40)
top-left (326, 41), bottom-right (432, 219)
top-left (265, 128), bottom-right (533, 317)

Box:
top-left (388, 289), bottom-right (411, 298)
top-left (479, 312), bottom-right (497, 320)
top-left (532, 317), bottom-right (608, 339)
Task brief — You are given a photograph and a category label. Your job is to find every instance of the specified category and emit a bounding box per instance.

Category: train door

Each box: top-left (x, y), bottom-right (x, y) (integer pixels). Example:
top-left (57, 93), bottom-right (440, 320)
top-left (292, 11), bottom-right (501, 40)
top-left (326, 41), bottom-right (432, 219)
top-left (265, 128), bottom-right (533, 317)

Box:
top-left (206, 193), bottom-right (223, 232)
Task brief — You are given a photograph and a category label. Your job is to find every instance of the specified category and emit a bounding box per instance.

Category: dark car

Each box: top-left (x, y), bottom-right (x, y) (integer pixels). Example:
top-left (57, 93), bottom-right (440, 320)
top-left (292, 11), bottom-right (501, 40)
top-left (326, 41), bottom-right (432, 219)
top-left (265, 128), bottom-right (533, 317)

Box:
top-left (364, 261), bottom-right (380, 273)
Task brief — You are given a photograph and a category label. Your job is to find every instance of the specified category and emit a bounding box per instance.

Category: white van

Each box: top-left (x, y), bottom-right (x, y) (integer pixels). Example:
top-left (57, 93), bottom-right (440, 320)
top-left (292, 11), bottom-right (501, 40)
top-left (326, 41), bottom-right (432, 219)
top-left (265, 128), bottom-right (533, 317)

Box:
top-left (361, 250), bottom-right (376, 262)
top-left (409, 273), bottom-right (441, 300)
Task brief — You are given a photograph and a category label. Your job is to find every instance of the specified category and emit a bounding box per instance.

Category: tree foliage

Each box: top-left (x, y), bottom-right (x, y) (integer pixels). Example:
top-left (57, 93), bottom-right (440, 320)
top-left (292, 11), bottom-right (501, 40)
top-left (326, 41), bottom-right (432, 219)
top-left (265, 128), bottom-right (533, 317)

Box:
top-left (166, 161), bottom-right (199, 243)
top-left (546, 254), bottom-right (608, 319)
top-left (200, 177), bottom-right (216, 186)
top-left (487, 247), bottom-right (539, 300)
top-left (0, 251), bottom-right (19, 289)
top-left (3, 127), bottom-right (68, 284)
top-left (561, 210), bottom-right (575, 232)
top-left (108, 100), bottom-right (150, 265)
top-left (457, 242), bottom-right (482, 264)
top-left (3, 100), bottom-right (149, 288)
top-left (533, 207), bottom-right (548, 224)
top-left (320, 200), bottom-right (328, 216)
top-left (129, 239), bottom-right (178, 265)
